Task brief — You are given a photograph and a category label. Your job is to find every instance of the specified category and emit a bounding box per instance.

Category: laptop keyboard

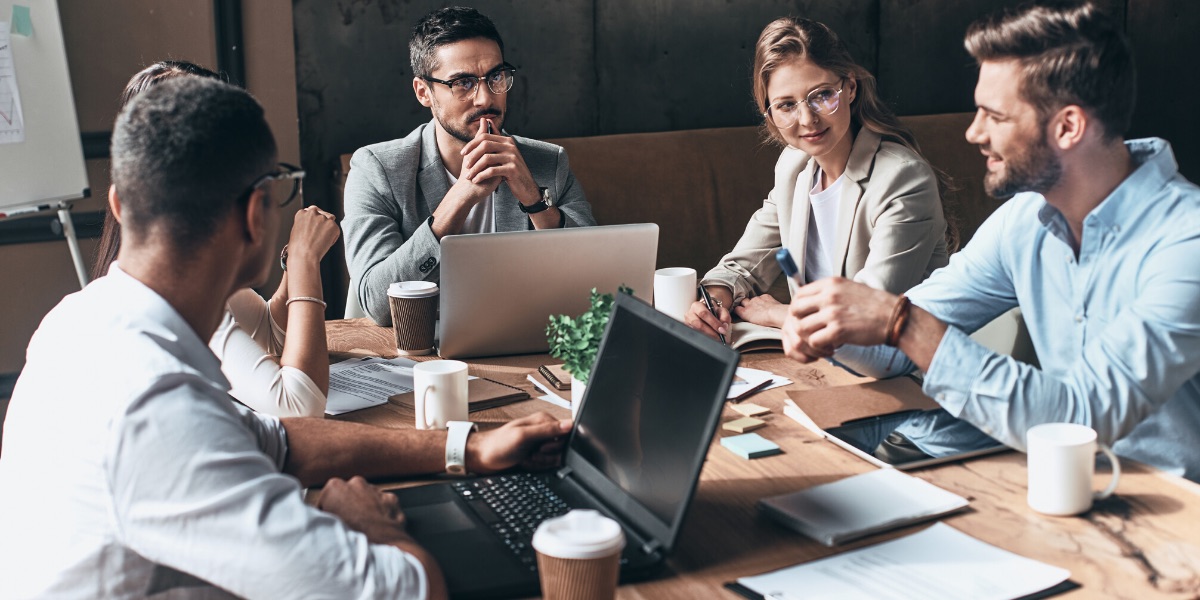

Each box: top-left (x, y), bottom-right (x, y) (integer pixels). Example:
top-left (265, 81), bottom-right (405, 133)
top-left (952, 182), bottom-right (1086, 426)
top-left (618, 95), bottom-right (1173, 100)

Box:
top-left (453, 474), bottom-right (573, 570)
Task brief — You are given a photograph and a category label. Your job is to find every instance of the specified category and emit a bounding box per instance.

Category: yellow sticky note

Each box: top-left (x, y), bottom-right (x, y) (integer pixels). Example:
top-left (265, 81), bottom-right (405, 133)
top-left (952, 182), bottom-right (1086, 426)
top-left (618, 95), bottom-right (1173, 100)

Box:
top-left (731, 402), bottom-right (770, 417)
top-left (723, 417), bottom-right (766, 433)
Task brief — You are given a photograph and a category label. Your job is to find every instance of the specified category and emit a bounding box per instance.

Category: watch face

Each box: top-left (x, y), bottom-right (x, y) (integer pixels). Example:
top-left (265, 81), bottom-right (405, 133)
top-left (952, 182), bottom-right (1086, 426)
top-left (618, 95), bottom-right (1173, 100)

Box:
top-left (541, 187), bottom-right (553, 207)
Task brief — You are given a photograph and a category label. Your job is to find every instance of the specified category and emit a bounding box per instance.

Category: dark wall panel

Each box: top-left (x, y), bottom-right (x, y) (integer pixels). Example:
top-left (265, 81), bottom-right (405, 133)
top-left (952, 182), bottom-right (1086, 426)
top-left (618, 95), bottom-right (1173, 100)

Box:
top-left (1127, 0), bottom-right (1200, 182)
top-left (878, 0), bottom-right (1125, 116)
top-left (594, 0), bottom-right (877, 134)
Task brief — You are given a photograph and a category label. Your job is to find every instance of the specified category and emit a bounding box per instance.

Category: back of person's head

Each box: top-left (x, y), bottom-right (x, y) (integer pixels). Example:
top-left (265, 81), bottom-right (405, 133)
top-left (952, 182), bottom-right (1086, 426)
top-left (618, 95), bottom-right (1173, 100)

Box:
top-left (119, 60), bottom-right (221, 111)
top-left (965, 1), bottom-right (1135, 141)
top-left (409, 6), bottom-right (504, 78)
top-left (91, 60), bottom-right (224, 280)
top-left (752, 17), bottom-right (920, 154)
top-left (110, 77), bottom-right (276, 251)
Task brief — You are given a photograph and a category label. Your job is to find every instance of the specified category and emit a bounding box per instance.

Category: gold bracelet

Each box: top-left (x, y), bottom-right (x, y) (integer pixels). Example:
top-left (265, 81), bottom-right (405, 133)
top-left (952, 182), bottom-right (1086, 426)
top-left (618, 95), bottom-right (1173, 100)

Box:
top-left (286, 296), bottom-right (327, 308)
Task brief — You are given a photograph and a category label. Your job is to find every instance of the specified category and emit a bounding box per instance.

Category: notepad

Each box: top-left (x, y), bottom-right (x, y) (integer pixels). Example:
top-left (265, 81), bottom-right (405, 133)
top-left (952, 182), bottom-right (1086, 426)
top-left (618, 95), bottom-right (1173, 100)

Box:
top-left (391, 378), bottom-right (529, 412)
top-left (758, 468), bottom-right (969, 546)
top-left (731, 402), bottom-right (770, 417)
top-left (723, 417), bottom-right (766, 433)
top-left (721, 433), bottom-right (781, 459)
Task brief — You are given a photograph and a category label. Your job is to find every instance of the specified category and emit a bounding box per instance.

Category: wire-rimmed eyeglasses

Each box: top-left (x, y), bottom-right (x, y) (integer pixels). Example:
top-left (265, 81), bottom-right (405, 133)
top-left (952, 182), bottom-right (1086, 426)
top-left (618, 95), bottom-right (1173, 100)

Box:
top-left (423, 64), bottom-right (517, 102)
top-left (238, 162), bottom-right (305, 207)
top-left (764, 79), bottom-right (845, 129)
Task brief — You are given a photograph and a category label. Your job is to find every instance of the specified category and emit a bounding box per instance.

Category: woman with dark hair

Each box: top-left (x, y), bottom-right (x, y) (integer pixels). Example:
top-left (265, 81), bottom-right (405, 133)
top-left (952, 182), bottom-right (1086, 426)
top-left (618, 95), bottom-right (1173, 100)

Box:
top-left (686, 18), bottom-right (951, 341)
top-left (94, 60), bottom-right (340, 417)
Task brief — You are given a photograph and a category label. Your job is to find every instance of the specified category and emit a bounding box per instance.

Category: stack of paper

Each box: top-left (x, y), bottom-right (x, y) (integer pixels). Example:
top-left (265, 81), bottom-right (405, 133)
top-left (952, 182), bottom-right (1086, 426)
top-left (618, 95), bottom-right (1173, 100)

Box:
top-left (326, 356), bottom-right (420, 415)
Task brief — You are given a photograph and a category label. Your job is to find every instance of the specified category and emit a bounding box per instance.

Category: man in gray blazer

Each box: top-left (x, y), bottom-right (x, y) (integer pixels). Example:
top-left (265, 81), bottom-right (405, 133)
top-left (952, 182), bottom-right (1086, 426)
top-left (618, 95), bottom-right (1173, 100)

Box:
top-left (343, 7), bottom-right (596, 324)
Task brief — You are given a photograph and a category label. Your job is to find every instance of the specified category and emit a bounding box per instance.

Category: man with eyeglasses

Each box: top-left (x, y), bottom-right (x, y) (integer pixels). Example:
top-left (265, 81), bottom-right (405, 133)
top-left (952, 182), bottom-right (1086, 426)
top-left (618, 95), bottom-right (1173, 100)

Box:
top-left (343, 6), bottom-right (596, 325)
top-left (779, 2), bottom-right (1200, 482)
top-left (0, 75), bottom-right (574, 599)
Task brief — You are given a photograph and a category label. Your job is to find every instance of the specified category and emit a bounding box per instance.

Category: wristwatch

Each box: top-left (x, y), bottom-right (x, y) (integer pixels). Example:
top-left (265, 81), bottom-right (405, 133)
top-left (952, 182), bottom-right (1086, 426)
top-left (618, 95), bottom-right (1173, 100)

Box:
top-left (518, 187), bottom-right (554, 214)
top-left (445, 421), bottom-right (477, 476)
top-left (279, 244), bottom-right (288, 272)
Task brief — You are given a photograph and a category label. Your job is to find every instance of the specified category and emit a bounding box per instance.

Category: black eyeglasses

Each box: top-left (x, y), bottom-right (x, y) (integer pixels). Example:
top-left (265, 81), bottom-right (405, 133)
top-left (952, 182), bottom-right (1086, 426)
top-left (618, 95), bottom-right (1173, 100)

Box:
top-left (423, 64), bottom-right (517, 101)
top-left (238, 162), bottom-right (305, 207)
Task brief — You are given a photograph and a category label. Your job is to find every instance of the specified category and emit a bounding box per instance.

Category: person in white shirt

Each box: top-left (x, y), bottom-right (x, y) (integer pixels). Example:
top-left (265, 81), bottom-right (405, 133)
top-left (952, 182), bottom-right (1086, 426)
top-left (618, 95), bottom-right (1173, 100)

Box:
top-left (0, 76), bottom-right (570, 599)
top-left (686, 17), bottom-right (950, 339)
top-left (92, 60), bottom-right (339, 418)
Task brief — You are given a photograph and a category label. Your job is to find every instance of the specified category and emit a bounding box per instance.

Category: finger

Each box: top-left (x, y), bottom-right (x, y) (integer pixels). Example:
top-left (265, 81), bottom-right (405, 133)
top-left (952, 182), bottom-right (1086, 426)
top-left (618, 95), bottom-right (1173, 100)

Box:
top-left (507, 412), bottom-right (557, 427)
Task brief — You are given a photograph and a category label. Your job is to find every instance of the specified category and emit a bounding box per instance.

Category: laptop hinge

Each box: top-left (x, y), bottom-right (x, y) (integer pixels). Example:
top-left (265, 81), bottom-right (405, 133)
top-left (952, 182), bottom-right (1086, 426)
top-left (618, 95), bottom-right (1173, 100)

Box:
top-left (556, 466), bottom-right (573, 479)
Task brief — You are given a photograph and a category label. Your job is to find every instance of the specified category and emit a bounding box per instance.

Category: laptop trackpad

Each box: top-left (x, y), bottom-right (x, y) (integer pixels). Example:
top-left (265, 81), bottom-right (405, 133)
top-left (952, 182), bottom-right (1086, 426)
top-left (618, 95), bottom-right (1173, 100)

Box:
top-left (406, 502), bottom-right (477, 536)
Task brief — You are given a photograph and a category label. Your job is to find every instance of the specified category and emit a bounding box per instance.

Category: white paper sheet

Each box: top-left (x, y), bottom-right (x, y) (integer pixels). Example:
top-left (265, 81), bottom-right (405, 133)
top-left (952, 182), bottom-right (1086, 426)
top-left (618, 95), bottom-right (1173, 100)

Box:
top-left (0, 27), bottom-right (26, 144)
top-left (527, 374), bottom-right (571, 409)
top-left (737, 523), bottom-right (1070, 600)
top-left (325, 356), bottom-right (419, 415)
top-left (728, 367), bottom-right (791, 400)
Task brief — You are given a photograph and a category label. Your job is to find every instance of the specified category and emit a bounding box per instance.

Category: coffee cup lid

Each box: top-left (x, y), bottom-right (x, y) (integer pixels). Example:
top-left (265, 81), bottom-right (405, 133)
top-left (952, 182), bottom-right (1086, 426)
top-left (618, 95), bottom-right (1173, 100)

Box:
top-left (531, 509), bottom-right (625, 560)
top-left (388, 281), bottom-right (439, 298)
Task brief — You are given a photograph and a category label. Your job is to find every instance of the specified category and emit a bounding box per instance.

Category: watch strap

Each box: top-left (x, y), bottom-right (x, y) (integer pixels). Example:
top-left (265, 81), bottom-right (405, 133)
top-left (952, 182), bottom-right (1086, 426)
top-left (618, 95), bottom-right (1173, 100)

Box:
top-left (445, 421), bottom-right (477, 475)
top-left (518, 187), bottom-right (553, 214)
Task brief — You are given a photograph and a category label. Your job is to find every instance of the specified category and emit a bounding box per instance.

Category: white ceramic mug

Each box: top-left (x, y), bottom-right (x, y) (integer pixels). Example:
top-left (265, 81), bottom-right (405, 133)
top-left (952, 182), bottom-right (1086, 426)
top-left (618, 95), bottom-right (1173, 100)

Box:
top-left (1026, 423), bottom-right (1121, 516)
top-left (653, 267), bottom-right (697, 322)
top-left (413, 360), bottom-right (468, 430)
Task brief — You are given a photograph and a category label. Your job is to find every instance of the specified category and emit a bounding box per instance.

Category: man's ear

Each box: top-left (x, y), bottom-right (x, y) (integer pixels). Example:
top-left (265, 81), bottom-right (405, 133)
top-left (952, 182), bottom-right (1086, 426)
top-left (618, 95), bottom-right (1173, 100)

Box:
top-left (108, 185), bottom-right (123, 223)
top-left (1050, 105), bottom-right (1087, 151)
top-left (414, 77), bottom-right (433, 108)
top-left (242, 190), bottom-right (269, 245)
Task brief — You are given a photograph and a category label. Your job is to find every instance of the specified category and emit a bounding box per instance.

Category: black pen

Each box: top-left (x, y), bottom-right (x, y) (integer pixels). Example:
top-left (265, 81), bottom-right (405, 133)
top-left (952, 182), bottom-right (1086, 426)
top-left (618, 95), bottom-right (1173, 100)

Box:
top-left (698, 285), bottom-right (728, 345)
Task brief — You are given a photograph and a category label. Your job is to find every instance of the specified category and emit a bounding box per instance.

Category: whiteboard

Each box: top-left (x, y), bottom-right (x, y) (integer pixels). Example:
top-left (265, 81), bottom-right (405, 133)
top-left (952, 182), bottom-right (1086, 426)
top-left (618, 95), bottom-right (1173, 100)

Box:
top-left (0, 0), bottom-right (88, 212)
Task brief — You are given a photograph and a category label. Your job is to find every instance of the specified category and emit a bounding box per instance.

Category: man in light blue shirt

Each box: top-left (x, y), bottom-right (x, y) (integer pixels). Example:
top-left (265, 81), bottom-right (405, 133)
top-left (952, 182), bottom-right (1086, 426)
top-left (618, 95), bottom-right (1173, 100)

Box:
top-left (780, 2), bottom-right (1200, 482)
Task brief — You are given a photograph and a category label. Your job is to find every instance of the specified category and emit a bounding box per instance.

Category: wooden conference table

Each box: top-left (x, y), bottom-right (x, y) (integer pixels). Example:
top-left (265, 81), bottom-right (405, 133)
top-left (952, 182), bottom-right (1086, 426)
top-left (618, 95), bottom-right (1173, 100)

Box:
top-left (326, 318), bottom-right (1200, 599)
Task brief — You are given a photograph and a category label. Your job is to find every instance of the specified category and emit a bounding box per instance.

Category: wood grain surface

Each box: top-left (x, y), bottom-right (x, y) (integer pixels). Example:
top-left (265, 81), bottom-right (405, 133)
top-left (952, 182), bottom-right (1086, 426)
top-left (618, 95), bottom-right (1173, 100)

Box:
top-left (327, 319), bottom-right (1200, 599)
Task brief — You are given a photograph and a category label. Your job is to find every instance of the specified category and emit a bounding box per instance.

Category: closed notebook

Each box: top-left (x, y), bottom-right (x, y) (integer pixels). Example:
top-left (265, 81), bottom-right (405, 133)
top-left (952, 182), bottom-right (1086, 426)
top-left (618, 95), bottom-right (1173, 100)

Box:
top-left (537, 364), bottom-right (572, 390)
top-left (758, 468), bottom-right (969, 546)
top-left (391, 378), bottom-right (530, 412)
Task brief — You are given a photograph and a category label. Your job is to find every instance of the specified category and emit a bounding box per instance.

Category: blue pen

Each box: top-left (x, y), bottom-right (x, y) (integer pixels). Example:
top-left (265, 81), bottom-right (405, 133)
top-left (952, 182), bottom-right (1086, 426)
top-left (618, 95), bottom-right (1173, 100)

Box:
top-left (776, 248), bottom-right (802, 283)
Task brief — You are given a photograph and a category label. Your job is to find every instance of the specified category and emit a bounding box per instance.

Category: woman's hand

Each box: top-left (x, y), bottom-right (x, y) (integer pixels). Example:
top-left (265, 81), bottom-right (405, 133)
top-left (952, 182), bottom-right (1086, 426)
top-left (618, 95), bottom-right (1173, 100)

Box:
top-left (733, 294), bottom-right (788, 328)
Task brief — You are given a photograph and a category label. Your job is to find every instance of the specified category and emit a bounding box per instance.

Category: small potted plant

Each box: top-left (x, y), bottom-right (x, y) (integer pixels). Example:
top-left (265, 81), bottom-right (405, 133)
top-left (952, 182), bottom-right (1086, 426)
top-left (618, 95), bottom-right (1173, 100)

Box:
top-left (546, 286), bottom-right (632, 409)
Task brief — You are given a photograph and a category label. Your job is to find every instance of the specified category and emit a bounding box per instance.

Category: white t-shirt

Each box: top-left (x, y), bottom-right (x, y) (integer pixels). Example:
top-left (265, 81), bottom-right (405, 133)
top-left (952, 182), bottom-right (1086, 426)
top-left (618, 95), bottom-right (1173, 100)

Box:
top-left (799, 167), bottom-right (845, 283)
top-left (446, 168), bottom-right (496, 234)
top-left (0, 265), bottom-right (426, 599)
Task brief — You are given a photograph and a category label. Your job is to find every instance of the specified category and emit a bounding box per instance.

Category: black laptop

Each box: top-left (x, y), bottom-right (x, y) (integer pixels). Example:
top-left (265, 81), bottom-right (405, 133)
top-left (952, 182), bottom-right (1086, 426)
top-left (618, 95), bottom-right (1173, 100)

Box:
top-left (391, 293), bottom-right (740, 599)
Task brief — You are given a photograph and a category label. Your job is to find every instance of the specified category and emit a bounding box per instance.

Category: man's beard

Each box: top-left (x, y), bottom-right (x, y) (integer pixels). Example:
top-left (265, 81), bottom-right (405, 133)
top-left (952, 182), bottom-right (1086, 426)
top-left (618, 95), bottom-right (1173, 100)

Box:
top-left (984, 130), bottom-right (1063, 198)
top-left (437, 107), bottom-right (503, 144)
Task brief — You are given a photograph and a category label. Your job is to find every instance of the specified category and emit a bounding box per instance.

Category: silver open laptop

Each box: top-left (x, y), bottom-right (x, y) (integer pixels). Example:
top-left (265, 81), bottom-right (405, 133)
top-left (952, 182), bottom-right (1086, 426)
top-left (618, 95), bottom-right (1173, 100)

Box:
top-left (437, 223), bottom-right (659, 358)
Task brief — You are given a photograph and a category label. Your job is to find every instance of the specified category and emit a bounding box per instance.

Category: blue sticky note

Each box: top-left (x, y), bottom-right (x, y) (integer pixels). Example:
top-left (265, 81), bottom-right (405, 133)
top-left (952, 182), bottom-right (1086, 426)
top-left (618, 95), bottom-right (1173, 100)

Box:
top-left (11, 5), bottom-right (33, 37)
top-left (721, 433), bottom-right (782, 460)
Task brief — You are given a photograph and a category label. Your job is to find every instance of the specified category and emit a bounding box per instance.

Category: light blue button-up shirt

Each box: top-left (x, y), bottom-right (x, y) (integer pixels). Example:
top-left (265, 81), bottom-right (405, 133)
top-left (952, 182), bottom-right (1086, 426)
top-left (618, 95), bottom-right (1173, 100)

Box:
top-left (835, 138), bottom-right (1200, 481)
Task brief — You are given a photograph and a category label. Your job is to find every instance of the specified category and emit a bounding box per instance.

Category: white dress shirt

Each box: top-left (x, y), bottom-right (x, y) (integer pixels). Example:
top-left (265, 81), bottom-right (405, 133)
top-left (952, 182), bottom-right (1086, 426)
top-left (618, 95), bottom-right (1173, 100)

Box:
top-left (0, 265), bottom-right (427, 599)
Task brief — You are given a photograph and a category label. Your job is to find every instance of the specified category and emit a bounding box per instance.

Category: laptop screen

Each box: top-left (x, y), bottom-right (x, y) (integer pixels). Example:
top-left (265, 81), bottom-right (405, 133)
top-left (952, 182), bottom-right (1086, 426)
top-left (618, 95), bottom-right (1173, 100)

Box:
top-left (567, 294), bottom-right (738, 548)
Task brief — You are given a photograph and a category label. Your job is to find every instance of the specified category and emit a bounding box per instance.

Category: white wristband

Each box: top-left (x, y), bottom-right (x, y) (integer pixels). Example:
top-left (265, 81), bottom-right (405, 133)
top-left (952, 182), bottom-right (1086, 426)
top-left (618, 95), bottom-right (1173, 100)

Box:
top-left (446, 421), bottom-right (477, 476)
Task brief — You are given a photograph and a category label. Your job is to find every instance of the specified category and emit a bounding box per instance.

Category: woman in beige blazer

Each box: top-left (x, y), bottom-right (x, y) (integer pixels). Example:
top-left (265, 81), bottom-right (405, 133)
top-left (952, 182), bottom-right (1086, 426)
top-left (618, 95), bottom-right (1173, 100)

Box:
top-left (687, 17), bottom-right (950, 340)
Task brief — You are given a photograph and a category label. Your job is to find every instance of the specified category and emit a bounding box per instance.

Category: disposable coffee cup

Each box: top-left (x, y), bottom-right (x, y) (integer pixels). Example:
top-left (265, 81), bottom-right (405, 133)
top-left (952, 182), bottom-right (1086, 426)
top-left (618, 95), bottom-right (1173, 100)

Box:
top-left (532, 509), bottom-right (625, 600)
top-left (387, 281), bottom-right (439, 356)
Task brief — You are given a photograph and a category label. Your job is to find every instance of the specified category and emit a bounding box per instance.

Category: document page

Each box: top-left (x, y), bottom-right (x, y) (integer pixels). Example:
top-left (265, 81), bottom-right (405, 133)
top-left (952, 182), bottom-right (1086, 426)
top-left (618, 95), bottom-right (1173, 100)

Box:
top-left (325, 356), bottom-right (419, 415)
top-left (737, 523), bottom-right (1070, 600)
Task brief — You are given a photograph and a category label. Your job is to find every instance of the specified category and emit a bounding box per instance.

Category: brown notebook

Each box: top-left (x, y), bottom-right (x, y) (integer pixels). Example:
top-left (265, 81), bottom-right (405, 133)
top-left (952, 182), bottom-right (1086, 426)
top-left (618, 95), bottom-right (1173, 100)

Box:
top-left (537, 364), bottom-right (572, 390)
top-left (390, 377), bottom-right (531, 412)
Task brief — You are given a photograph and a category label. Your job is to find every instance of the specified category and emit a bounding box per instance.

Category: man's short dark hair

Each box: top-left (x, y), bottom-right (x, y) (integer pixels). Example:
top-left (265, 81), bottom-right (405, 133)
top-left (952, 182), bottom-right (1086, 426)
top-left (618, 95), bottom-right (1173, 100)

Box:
top-left (110, 77), bottom-right (276, 248)
top-left (965, 1), bottom-right (1135, 141)
top-left (409, 6), bottom-right (504, 78)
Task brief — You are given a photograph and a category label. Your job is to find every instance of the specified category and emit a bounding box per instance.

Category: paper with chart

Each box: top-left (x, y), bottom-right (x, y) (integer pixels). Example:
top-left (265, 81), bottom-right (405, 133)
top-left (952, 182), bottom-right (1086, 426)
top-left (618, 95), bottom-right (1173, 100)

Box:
top-left (0, 27), bottom-right (25, 144)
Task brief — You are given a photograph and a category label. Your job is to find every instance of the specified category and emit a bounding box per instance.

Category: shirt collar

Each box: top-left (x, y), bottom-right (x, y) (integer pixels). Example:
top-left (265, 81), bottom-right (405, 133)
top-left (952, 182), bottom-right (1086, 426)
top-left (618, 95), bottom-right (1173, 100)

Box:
top-left (1035, 137), bottom-right (1176, 233)
top-left (106, 263), bottom-right (230, 390)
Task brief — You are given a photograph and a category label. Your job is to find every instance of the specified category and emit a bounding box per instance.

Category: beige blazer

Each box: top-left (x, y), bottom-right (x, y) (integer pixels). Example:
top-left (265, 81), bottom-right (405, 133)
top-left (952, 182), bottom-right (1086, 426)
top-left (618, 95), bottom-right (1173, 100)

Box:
top-left (702, 128), bottom-right (949, 304)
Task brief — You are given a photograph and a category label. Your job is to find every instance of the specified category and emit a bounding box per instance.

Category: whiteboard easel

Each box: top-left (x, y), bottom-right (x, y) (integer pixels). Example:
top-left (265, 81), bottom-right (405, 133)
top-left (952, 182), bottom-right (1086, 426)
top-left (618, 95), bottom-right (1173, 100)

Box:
top-left (0, 0), bottom-right (91, 289)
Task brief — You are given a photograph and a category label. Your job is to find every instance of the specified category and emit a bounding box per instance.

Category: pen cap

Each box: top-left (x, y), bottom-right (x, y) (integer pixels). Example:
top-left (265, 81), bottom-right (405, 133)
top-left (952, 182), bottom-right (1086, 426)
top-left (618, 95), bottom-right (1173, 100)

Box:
top-left (776, 248), bottom-right (800, 279)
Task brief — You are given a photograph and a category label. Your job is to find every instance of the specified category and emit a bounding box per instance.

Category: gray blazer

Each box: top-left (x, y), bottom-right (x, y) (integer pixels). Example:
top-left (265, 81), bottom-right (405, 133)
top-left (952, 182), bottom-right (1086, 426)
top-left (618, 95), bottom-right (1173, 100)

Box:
top-left (343, 120), bottom-right (596, 324)
top-left (702, 128), bottom-right (949, 303)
